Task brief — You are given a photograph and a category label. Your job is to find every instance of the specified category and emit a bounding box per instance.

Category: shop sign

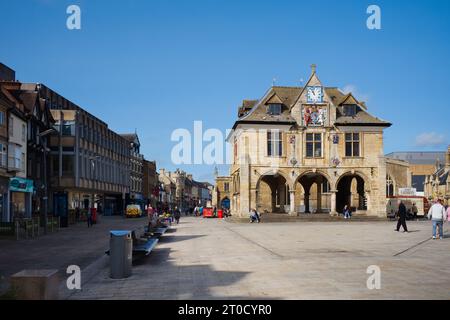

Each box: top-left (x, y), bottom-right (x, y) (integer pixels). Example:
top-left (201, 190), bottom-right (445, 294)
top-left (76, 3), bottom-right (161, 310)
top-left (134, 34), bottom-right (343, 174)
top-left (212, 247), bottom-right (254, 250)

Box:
top-left (10, 177), bottom-right (34, 193)
top-left (399, 188), bottom-right (417, 196)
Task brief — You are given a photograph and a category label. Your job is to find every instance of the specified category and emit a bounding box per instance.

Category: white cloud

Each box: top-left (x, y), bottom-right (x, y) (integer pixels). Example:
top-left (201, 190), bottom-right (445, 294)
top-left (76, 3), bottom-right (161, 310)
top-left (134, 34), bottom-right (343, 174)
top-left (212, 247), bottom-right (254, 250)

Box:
top-left (415, 132), bottom-right (447, 147)
top-left (340, 84), bottom-right (370, 103)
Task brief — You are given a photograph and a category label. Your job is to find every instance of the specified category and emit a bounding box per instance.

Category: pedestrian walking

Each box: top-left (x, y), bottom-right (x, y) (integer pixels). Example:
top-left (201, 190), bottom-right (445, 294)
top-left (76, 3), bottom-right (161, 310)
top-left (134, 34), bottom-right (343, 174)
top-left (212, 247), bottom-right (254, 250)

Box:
top-left (411, 203), bottom-right (418, 220)
top-left (87, 209), bottom-right (93, 228)
top-left (427, 198), bottom-right (447, 240)
top-left (446, 205), bottom-right (450, 223)
top-left (395, 201), bottom-right (408, 232)
top-left (75, 207), bottom-right (80, 222)
top-left (174, 206), bottom-right (181, 224)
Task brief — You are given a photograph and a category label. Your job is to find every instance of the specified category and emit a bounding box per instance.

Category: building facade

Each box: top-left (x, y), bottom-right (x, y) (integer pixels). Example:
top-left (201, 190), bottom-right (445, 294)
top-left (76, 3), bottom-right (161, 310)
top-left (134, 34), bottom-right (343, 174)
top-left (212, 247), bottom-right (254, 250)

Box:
top-left (0, 82), bottom-right (31, 222)
top-left (212, 176), bottom-right (231, 210)
top-left (121, 133), bottom-right (144, 208)
top-left (45, 86), bottom-right (130, 220)
top-left (386, 151), bottom-right (446, 194)
top-left (158, 168), bottom-right (176, 210)
top-left (0, 83), bottom-right (31, 222)
top-left (143, 159), bottom-right (158, 207)
top-left (227, 65), bottom-right (392, 217)
top-left (2, 82), bottom-right (56, 221)
top-left (424, 146), bottom-right (450, 204)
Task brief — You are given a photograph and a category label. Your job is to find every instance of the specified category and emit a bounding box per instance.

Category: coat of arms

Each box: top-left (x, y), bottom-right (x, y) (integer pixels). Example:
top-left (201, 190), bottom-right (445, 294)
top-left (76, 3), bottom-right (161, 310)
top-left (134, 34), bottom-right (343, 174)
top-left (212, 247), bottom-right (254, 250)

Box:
top-left (302, 106), bottom-right (326, 126)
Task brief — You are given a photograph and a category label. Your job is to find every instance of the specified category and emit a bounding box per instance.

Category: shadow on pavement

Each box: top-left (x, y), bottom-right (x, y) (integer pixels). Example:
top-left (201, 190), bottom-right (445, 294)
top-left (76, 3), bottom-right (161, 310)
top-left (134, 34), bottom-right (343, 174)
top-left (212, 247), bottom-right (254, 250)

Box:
top-left (79, 248), bottom-right (277, 300)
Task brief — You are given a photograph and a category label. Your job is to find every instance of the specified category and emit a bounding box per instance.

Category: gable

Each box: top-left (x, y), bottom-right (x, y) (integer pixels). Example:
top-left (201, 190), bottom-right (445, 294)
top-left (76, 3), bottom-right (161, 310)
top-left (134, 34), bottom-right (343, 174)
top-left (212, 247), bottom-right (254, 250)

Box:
top-left (265, 94), bottom-right (284, 105)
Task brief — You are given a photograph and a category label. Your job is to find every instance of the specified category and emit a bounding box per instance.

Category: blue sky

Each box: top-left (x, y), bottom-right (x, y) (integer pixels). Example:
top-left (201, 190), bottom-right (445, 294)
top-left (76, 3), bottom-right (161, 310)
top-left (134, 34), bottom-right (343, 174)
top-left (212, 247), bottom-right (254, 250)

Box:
top-left (1, 0), bottom-right (449, 183)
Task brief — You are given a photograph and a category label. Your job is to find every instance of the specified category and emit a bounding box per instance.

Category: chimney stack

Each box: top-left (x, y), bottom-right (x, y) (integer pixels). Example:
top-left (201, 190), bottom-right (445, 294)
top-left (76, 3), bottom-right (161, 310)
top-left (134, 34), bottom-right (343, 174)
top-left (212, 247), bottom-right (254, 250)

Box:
top-left (310, 64), bottom-right (317, 75)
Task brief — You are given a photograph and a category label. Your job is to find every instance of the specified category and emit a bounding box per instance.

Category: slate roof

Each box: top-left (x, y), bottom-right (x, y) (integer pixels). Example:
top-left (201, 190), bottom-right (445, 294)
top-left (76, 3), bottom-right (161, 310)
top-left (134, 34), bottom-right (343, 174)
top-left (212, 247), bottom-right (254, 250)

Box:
top-left (234, 85), bottom-right (391, 128)
top-left (385, 152), bottom-right (446, 165)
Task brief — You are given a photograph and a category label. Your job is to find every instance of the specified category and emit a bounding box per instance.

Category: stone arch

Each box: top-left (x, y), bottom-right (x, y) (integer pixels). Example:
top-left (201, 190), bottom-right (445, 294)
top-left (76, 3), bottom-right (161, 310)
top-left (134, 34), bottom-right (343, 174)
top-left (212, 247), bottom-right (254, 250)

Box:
top-left (255, 170), bottom-right (290, 214)
top-left (294, 170), bottom-right (333, 214)
top-left (335, 171), bottom-right (370, 213)
top-left (220, 196), bottom-right (230, 209)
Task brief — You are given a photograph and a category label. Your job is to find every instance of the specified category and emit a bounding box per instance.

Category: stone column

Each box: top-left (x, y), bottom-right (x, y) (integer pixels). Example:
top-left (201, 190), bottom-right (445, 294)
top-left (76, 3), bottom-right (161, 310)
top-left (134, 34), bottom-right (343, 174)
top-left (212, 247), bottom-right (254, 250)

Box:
top-left (304, 192), bottom-right (310, 213)
top-left (330, 190), bottom-right (337, 216)
top-left (271, 189), bottom-right (277, 213)
top-left (250, 188), bottom-right (258, 212)
top-left (289, 190), bottom-right (296, 215)
top-left (316, 184), bottom-right (322, 213)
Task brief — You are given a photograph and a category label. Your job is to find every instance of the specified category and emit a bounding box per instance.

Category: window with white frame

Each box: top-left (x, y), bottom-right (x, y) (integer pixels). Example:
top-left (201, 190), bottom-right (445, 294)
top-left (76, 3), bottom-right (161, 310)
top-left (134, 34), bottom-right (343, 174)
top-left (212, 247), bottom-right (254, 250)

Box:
top-left (267, 130), bottom-right (282, 157)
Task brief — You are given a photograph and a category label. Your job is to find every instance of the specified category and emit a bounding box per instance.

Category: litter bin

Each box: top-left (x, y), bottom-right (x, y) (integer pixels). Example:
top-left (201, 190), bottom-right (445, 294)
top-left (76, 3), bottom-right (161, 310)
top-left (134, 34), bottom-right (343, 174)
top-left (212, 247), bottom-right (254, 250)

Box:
top-left (217, 209), bottom-right (223, 219)
top-left (109, 230), bottom-right (132, 279)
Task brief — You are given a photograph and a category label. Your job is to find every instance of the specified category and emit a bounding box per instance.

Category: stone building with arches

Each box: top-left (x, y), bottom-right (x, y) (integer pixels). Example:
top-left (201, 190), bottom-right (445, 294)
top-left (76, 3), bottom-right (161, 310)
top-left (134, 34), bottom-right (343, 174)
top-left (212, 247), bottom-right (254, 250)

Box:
top-left (226, 65), bottom-right (395, 217)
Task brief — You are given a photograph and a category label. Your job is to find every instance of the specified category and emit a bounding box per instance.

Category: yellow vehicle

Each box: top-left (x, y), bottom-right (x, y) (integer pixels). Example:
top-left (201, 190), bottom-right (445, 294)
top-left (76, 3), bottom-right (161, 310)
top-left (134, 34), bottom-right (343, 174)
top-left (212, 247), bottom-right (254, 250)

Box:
top-left (126, 204), bottom-right (142, 218)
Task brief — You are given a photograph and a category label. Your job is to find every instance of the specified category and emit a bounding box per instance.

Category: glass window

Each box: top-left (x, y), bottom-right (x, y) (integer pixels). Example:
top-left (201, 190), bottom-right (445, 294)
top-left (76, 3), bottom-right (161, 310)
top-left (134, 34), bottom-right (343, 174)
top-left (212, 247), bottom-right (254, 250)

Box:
top-left (345, 132), bottom-right (360, 157)
top-left (0, 111), bottom-right (4, 126)
top-left (268, 104), bottom-right (282, 115)
top-left (62, 155), bottom-right (74, 175)
top-left (306, 133), bottom-right (322, 157)
top-left (9, 117), bottom-right (13, 136)
top-left (0, 143), bottom-right (6, 167)
top-left (62, 120), bottom-right (75, 136)
top-left (21, 124), bottom-right (26, 142)
top-left (267, 130), bottom-right (282, 157)
top-left (343, 105), bottom-right (357, 117)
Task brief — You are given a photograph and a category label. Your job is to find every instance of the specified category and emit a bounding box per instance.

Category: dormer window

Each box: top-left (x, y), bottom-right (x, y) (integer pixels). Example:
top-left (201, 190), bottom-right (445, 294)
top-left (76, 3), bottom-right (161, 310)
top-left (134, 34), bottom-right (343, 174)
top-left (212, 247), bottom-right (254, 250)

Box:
top-left (343, 104), bottom-right (357, 117)
top-left (268, 104), bottom-right (282, 115)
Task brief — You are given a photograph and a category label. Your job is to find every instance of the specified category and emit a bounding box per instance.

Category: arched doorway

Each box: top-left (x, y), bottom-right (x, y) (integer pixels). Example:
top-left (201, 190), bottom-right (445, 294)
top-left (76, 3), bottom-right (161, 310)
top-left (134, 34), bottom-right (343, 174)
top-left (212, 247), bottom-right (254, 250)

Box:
top-left (336, 173), bottom-right (367, 213)
top-left (257, 173), bottom-right (289, 214)
top-left (220, 197), bottom-right (230, 210)
top-left (296, 172), bottom-right (331, 214)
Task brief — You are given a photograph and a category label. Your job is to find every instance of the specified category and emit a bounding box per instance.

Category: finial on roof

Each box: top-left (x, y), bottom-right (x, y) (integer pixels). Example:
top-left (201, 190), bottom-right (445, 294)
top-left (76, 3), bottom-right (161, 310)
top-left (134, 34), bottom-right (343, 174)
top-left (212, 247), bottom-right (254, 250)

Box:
top-left (311, 64), bottom-right (317, 74)
top-left (272, 77), bottom-right (277, 86)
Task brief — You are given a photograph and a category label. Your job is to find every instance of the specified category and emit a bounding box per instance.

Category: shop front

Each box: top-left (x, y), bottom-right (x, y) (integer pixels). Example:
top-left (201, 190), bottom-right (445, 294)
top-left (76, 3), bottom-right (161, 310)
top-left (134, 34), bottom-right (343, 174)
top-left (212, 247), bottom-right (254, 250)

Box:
top-left (0, 177), bottom-right (9, 222)
top-left (9, 177), bottom-right (33, 222)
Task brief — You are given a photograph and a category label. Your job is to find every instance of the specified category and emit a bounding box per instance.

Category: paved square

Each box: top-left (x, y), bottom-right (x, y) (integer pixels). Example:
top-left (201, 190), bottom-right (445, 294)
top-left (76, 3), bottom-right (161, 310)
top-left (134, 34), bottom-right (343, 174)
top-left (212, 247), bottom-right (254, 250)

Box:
top-left (68, 217), bottom-right (450, 300)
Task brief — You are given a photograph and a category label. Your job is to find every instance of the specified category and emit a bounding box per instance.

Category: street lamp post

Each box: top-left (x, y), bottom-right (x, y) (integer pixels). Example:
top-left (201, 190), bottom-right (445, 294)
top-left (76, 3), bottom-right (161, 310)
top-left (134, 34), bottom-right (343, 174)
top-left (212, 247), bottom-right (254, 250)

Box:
top-left (39, 128), bottom-right (57, 234)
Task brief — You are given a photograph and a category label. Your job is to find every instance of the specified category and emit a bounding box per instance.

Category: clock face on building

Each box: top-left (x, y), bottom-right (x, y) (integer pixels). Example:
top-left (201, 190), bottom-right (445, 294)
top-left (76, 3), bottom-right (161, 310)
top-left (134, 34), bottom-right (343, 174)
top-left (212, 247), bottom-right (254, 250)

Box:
top-left (306, 86), bottom-right (323, 103)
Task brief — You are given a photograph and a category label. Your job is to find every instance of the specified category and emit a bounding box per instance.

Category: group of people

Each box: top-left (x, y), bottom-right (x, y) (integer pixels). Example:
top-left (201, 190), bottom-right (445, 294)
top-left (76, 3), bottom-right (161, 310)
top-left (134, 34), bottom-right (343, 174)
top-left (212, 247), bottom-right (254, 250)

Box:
top-left (146, 205), bottom-right (181, 230)
top-left (395, 198), bottom-right (449, 239)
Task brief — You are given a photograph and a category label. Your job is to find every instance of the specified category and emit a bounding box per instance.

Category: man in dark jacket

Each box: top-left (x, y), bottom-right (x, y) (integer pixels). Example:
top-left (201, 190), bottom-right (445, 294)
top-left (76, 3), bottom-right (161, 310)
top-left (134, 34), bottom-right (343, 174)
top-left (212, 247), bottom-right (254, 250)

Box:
top-left (174, 207), bottom-right (181, 224)
top-left (396, 201), bottom-right (408, 232)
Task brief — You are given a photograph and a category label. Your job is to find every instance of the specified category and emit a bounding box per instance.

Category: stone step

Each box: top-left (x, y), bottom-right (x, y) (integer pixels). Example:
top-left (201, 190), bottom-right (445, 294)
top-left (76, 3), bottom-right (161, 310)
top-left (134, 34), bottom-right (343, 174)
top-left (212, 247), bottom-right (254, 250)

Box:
top-left (225, 214), bottom-right (388, 223)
